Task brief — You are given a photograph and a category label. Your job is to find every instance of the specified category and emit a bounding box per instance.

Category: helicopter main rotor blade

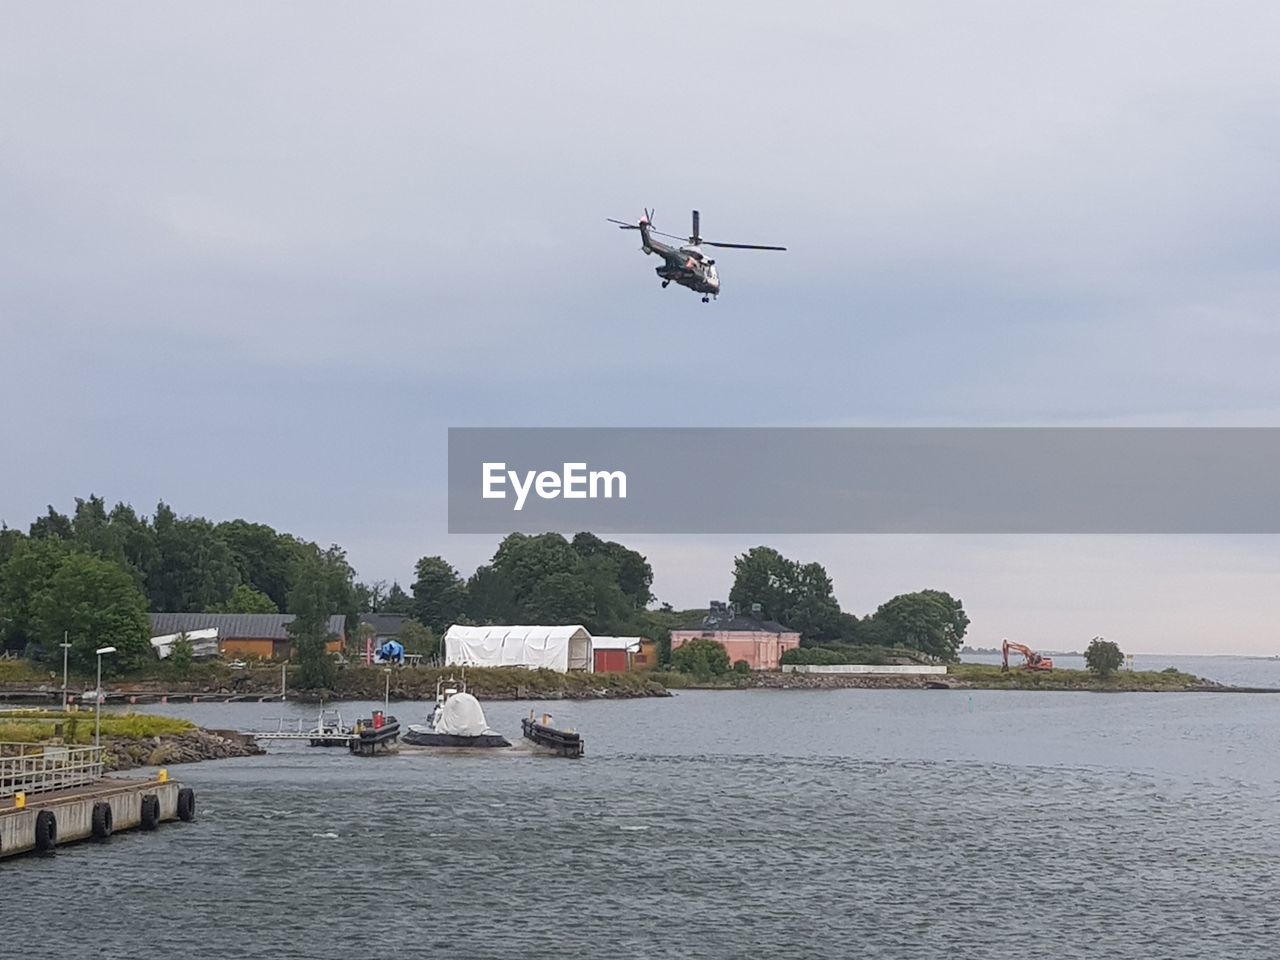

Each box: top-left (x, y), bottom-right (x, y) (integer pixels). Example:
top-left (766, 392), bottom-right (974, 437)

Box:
top-left (607, 216), bottom-right (701, 243)
top-left (650, 227), bottom-right (690, 242)
top-left (703, 240), bottom-right (787, 251)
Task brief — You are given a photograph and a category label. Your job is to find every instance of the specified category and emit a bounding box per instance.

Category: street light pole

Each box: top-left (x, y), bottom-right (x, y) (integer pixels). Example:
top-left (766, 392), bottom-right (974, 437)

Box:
top-left (94, 646), bottom-right (117, 748)
top-left (60, 634), bottom-right (72, 706)
top-left (384, 667), bottom-right (391, 714)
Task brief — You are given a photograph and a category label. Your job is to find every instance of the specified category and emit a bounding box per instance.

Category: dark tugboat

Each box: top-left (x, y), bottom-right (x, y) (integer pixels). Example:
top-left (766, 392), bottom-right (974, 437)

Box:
top-left (522, 711), bottom-right (585, 758)
top-left (402, 676), bottom-right (511, 749)
top-left (348, 709), bottom-right (400, 755)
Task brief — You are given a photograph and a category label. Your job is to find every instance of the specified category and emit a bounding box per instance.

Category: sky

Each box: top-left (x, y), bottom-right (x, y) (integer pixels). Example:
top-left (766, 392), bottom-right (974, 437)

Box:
top-left (3, 3), bottom-right (1280, 654)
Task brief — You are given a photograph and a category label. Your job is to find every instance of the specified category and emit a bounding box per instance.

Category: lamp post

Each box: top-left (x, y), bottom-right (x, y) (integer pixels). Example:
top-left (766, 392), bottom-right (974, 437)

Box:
top-left (94, 646), bottom-right (117, 748)
top-left (383, 667), bottom-right (392, 715)
top-left (60, 634), bottom-right (73, 706)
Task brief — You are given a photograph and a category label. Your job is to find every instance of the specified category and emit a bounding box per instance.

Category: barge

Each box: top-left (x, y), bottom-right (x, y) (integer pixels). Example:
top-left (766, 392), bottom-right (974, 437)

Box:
top-left (521, 712), bottom-right (584, 758)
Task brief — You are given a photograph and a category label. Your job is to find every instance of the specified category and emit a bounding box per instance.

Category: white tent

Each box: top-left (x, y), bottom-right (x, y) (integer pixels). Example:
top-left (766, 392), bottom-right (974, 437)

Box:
top-left (443, 625), bottom-right (593, 672)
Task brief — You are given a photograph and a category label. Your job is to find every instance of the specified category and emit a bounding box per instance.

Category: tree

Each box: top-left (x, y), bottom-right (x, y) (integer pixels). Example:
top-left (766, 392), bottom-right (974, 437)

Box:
top-left (356, 579), bottom-right (388, 613)
top-left (524, 570), bottom-right (593, 625)
top-left (28, 505), bottom-right (74, 541)
top-left (670, 637), bottom-right (731, 680)
top-left (728, 547), bottom-right (794, 621)
top-left (0, 537), bottom-right (71, 654)
top-left (398, 619), bottom-right (438, 659)
top-left (729, 547), bottom-right (843, 643)
top-left (216, 520), bottom-right (303, 610)
top-left (31, 552), bottom-right (152, 673)
top-left (868, 590), bottom-right (969, 661)
top-left (209, 583), bottom-right (278, 614)
top-left (1084, 637), bottom-right (1124, 678)
top-left (381, 582), bottom-right (414, 616)
top-left (147, 502), bottom-right (240, 611)
top-left (169, 633), bottom-right (194, 675)
top-left (286, 547), bottom-right (344, 689)
top-left (411, 556), bottom-right (468, 634)
top-left (571, 533), bottom-right (654, 607)
top-left (465, 565), bottom-right (517, 624)
top-left (106, 501), bottom-right (158, 588)
top-left (485, 532), bottom-right (648, 635)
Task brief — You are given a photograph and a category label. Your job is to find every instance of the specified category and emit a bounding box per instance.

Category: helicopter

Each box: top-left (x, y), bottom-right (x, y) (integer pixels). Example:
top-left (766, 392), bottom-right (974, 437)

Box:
top-left (606, 209), bottom-right (786, 302)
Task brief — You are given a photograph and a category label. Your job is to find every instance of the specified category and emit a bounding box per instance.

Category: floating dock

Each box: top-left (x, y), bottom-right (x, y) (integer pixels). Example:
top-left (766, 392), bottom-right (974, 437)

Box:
top-left (0, 742), bottom-right (193, 860)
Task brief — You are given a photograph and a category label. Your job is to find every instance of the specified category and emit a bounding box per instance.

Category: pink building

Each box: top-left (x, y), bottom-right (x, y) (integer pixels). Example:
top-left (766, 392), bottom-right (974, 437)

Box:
top-left (670, 601), bottom-right (801, 671)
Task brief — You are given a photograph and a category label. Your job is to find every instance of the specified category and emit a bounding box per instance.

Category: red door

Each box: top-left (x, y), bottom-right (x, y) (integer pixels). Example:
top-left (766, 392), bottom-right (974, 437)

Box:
top-left (594, 649), bottom-right (628, 672)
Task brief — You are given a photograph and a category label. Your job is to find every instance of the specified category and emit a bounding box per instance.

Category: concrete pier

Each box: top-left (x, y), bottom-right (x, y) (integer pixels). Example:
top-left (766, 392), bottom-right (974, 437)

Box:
top-left (1, 742), bottom-right (192, 860)
top-left (1, 776), bottom-right (185, 859)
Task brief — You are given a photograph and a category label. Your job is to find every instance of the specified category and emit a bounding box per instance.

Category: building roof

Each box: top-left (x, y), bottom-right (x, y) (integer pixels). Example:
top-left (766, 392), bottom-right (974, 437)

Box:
top-left (443, 624), bottom-right (590, 644)
top-left (148, 612), bottom-right (347, 640)
top-left (358, 613), bottom-right (412, 636)
top-left (443, 624), bottom-right (592, 672)
top-left (678, 603), bottom-right (796, 634)
top-left (592, 636), bottom-right (642, 651)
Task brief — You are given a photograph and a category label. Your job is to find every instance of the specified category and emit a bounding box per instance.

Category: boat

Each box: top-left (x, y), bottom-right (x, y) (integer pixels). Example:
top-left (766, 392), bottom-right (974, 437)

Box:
top-left (402, 676), bottom-right (511, 748)
top-left (521, 711), bottom-right (584, 758)
top-left (348, 710), bottom-right (400, 755)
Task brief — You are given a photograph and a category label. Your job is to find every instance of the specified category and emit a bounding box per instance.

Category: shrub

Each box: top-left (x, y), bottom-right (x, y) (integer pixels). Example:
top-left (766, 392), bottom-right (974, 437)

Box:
top-left (1084, 637), bottom-right (1125, 678)
top-left (733, 659), bottom-right (751, 675)
top-left (169, 636), bottom-right (194, 675)
top-left (670, 638), bottom-right (731, 680)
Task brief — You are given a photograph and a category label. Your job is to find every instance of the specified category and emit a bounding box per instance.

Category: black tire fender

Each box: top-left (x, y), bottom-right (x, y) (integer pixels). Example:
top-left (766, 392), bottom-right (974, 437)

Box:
top-left (139, 794), bottom-right (160, 831)
top-left (176, 786), bottom-right (195, 822)
top-left (91, 801), bottom-right (114, 840)
top-left (34, 809), bottom-right (58, 852)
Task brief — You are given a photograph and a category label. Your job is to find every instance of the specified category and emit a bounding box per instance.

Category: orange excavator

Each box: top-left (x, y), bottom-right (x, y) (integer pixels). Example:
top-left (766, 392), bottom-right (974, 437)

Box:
top-left (1002, 639), bottom-right (1054, 671)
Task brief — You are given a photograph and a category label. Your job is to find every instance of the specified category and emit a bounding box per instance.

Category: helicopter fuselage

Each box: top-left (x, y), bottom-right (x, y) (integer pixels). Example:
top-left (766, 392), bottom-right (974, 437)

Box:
top-left (639, 222), bottom-right (719, 297)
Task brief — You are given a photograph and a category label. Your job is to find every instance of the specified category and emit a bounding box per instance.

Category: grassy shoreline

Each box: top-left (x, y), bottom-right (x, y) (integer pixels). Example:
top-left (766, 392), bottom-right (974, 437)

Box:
top-left (0, 709), bottom-right (264, 770)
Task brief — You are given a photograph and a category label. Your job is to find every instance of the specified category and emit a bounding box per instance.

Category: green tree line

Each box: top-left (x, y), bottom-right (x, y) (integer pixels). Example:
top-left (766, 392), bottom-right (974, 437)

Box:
top-left (1, 497), bottom-right (971, 676)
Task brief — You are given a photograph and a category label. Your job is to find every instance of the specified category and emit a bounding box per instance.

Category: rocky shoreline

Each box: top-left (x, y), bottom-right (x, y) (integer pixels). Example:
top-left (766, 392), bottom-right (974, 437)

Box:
top-left (0, 671), bottom-right (675, 704)
top-left (101, 727), bottom-right (265, 771)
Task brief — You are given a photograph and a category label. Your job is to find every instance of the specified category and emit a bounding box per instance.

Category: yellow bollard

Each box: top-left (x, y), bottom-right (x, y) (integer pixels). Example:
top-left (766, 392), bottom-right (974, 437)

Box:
top-left (14, 791), bottom-right (25, 809)
top-left (158, 768), bottom-right (168, 783)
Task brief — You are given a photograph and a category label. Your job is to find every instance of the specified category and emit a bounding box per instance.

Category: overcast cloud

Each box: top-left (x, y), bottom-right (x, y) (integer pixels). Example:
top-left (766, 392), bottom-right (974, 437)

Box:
top-left (4, 3), bottom-right (1280, 653)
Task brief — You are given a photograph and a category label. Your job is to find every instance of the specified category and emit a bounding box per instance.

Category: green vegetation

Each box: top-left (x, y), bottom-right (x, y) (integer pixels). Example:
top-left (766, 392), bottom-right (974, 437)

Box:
top-left (328, 665), bottom-right (669, 700)
top-left (397, 619), bottom-right (438, 658)
top-left (0, 709), bottom-right (193, 744)
top-left (209, 583), bottom-right (279, 614)
top-left (287, 548), bottom-right (347, 689)
top-left (1085, 637), bottom-right (1125, 677)
top-left (781, 644), bottom-right (933, 666)
top-left (729, 546), bottom-right (846, 640)
top-left (946, 663), bottom-right (1202, 690)
top-left (1, 498), bottom-right (362, 672)
top-left (2, 496), bottom-right (975, 679)
top-left (168, 634), bottom-right (194, 674)
top-left (0, 659), bottom-right (49, 683)
top-left (726, 546), bottom-right (969, 658)
top-left (670, 637), bottom-right (732, 679)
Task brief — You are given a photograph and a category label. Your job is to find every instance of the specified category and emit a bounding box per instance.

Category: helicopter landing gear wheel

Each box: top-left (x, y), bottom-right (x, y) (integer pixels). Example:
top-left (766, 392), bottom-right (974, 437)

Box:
top-left (701, 296), bottom-right (710, 303)
top-left (661, 280), bottom-right (669, 288)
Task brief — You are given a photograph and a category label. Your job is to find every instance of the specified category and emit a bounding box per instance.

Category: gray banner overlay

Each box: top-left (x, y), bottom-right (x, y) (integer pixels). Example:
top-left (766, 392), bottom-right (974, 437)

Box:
top-left (448, 428), bottom-right (1280, 534)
